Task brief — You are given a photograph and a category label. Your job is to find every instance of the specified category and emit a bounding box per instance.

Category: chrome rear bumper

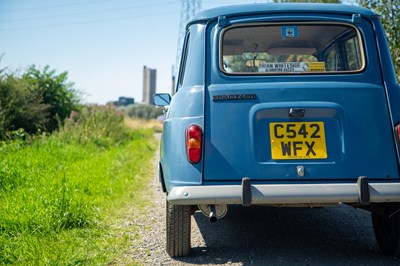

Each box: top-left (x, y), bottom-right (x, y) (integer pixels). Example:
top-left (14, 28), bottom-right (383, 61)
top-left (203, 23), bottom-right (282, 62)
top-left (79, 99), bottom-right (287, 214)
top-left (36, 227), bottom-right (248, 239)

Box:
top-left (167, 178), bottom-right (400, 206)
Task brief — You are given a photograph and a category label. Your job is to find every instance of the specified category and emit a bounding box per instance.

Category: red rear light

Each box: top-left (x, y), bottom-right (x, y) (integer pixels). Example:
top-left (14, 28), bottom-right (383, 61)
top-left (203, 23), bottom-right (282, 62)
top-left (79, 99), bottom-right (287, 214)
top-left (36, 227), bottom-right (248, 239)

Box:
top-left (186, 124), bottom-right (202, 164)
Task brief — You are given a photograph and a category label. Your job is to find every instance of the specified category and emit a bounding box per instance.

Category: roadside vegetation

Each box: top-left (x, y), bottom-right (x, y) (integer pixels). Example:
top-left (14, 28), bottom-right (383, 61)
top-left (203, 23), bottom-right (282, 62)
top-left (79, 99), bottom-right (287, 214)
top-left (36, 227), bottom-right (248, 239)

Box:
top-left (124, 117), bottom-right (163, 133)
top-left (120, 103), bottom-right (164, 121)
top-left (0, 66), bottom-right (158, 265)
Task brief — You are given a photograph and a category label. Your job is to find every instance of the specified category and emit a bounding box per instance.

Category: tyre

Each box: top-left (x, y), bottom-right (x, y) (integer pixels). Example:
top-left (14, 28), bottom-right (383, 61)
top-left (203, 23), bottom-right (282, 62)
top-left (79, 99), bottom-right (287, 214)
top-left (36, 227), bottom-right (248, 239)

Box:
top-left (166, 200), bottom-right (191, 257)
top-left (372, 203), bottom-right (400, 257)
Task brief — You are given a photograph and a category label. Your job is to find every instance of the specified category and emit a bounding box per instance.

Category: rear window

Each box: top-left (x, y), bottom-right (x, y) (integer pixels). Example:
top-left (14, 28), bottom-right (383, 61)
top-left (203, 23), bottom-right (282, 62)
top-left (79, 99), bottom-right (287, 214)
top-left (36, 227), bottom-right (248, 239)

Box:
top-left (220, 23), bottom-right (365, 75)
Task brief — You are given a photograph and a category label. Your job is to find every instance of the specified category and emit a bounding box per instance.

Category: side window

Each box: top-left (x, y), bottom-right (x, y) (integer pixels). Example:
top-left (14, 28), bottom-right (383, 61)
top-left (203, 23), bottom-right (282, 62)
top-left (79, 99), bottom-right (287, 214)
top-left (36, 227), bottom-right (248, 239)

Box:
top-left (323, 34), bottom-right (362, 72)
top-left (177, 25), bottom-right (205, 88)
top-left (178, 32), bottom-right (190, 88)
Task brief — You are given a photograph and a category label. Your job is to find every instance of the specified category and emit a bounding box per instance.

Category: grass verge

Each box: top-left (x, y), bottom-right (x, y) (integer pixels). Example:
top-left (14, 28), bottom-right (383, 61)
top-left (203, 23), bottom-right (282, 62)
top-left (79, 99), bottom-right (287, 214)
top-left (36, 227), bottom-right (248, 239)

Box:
top-left (0, 106), bottom-right (157, 265)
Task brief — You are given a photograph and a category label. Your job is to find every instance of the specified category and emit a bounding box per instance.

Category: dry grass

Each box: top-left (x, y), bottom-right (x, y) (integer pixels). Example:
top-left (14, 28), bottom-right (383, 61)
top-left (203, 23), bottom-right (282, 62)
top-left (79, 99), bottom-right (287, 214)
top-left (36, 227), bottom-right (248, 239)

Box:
top-left (124, 117), bottom-right (163, 132)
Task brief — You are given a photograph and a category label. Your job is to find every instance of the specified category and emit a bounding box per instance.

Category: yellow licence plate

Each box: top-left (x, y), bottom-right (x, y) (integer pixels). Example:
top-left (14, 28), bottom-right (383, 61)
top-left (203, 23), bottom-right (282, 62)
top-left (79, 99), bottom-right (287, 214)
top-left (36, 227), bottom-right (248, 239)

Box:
top-left (269, 122), bottom-right (327, 160)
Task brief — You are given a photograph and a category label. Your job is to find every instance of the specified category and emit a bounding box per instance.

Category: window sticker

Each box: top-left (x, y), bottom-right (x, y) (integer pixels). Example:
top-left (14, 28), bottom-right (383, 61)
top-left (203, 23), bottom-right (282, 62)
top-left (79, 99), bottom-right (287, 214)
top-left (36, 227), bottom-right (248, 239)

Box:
top-left (259, 62), bottom-right (326, 73)
top-left (282, 26), bottom-right (298, 39)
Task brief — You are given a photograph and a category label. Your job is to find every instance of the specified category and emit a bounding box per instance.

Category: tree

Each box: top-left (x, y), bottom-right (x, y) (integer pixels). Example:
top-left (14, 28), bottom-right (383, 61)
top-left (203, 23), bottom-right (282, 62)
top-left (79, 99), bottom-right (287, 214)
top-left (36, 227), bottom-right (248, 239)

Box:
top-left (23, 65), bottom-right (80, 132)
top-left (357, 0), bottom-right (400, 82)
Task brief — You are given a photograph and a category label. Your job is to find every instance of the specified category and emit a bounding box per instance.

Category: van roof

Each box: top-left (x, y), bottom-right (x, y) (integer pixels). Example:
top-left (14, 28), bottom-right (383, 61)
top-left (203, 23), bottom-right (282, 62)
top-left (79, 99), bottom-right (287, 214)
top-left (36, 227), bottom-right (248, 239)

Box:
top-left (189, 3), bottom-right (376, 26)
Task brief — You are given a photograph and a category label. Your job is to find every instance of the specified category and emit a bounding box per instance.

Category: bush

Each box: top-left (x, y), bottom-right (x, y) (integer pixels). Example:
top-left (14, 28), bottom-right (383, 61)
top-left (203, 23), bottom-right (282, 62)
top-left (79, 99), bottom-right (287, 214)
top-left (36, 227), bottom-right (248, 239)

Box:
top-left (0, 65), bottom-right (80, 140)
top-left (23, 65), bottom-right (80, 132)
top-left (57, 104), bottom-right (130, 147)
top-left (0, 70), bottom-right (49, 139)
top-left (126, 104), bottom-right (163, 120)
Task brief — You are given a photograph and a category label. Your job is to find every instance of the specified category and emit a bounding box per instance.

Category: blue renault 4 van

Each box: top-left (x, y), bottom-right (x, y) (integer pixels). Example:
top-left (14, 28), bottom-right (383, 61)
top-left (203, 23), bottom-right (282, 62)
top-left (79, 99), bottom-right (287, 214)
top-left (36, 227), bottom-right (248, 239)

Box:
top-left (154, 3), bottom-right (400, 258)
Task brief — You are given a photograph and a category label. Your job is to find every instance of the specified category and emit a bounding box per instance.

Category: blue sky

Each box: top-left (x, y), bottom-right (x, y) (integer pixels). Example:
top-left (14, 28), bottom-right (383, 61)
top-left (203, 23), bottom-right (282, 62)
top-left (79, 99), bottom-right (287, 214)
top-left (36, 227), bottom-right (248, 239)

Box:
top-left (0, 0), bottom-right (355, 104)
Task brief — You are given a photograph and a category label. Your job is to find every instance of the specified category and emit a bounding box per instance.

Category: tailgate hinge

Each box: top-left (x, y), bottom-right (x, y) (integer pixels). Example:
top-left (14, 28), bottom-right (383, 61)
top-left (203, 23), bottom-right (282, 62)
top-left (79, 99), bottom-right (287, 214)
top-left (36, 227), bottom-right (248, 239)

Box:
top-left (218, 16), bottom-right (227, 27)
top-left (352, 14), bottom-right (362, 24)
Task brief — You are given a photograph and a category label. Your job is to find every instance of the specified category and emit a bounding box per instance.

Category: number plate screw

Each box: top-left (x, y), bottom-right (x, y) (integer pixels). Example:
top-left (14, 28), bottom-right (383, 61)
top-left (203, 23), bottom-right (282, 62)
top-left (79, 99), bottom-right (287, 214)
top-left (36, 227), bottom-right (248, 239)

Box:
top-left (297, 165), bottom-right (305, 177)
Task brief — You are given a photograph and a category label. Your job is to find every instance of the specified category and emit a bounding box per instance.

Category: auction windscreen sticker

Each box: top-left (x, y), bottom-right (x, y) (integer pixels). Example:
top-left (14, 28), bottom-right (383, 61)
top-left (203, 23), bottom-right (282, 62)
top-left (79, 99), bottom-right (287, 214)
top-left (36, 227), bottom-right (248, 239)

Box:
top-left (259, 62), bottom-right (326, 73)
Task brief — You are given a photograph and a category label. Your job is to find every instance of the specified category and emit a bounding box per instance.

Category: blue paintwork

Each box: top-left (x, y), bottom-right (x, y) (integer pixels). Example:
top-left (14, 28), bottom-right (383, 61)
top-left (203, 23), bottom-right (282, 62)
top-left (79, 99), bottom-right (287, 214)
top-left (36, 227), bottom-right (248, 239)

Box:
top-left (191, 4), bottom-right (377, 24)
top-left (157, 4), bottom-right (400, 193)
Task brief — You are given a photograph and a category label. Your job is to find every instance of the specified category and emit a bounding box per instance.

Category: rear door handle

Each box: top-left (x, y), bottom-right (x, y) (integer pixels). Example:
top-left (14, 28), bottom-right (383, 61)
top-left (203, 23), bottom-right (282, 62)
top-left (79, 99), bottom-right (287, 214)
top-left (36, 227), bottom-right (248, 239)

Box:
top-left (289, 108), bottom-right (305, 118)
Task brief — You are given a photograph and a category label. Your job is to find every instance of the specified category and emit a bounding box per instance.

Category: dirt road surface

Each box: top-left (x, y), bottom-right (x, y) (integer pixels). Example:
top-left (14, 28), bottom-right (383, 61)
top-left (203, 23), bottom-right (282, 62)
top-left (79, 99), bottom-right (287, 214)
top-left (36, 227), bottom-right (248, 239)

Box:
top-left (130, 135), bottom-right (400, 265)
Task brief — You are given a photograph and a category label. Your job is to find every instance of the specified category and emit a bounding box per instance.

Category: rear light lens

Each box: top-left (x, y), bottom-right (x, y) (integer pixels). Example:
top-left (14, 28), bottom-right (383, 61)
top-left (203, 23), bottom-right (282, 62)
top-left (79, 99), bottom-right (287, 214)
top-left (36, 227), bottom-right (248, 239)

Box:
top-left (186, 124), bottom-right (202, 164)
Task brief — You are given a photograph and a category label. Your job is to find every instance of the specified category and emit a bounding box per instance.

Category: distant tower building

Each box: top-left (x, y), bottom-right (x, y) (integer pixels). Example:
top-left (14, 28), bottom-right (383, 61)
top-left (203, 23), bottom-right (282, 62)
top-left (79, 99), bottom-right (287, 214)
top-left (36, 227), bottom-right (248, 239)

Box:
top-left (142, 65), bottom-right (156, 104)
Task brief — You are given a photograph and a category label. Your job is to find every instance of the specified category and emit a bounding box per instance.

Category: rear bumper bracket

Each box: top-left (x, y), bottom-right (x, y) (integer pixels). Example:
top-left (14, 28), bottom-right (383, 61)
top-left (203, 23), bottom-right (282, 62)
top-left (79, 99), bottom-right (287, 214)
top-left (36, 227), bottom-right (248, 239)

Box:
top-left (357, 176), bottom-right (370, 205)
top-left (241, 177), bottom-right (252, 207)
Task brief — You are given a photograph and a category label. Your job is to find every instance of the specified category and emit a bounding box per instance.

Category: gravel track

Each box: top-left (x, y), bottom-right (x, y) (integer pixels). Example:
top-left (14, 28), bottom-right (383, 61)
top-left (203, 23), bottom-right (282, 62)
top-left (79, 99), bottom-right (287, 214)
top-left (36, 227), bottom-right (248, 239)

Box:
top-left (128, 135), bottom-right (400, 265)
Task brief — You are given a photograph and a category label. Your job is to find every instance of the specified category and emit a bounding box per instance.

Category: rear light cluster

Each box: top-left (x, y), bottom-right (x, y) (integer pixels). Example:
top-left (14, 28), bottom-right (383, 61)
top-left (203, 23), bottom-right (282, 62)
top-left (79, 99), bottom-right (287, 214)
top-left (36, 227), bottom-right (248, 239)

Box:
top-left (185, 124), bottom-right (202, 164)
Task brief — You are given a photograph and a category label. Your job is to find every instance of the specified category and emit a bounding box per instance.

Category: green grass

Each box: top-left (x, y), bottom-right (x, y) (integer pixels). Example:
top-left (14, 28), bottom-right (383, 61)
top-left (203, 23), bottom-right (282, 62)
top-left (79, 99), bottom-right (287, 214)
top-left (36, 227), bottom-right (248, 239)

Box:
top-left (0, 106), bottom-right (157, 265)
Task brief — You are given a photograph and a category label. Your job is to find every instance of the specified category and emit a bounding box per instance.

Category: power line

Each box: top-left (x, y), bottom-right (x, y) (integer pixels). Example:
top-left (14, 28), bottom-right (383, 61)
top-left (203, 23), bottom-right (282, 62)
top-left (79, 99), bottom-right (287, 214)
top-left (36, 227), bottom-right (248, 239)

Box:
top-left (1, 0), bottom-right (138, 12)
top-left (0, 10), bottom-right (179, 32)
top-left (0, 1), bottom-right (178, 23)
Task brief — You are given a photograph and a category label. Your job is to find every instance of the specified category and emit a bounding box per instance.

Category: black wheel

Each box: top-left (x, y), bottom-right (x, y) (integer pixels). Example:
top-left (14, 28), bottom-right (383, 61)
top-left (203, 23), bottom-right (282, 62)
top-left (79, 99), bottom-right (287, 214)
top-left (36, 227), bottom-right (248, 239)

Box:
top-left (372, 203), bottom-right (400, 257)
top-left (166, 200), bottom-right (191, 257)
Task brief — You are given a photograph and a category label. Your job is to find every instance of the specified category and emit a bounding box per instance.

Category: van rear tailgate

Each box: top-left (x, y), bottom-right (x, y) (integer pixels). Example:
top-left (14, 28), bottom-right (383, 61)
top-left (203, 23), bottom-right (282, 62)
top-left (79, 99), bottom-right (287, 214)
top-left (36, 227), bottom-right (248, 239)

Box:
top-left (203, 82), bottom-right (399, 182)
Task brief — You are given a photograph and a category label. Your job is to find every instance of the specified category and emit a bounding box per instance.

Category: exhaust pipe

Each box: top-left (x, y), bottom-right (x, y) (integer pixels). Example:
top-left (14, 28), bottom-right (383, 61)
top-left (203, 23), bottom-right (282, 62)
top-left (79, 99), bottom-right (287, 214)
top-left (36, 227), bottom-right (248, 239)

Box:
top-left (198, 204), bottom-right (228, 223)
top-left (208, 205), bottom-right (218, 223)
